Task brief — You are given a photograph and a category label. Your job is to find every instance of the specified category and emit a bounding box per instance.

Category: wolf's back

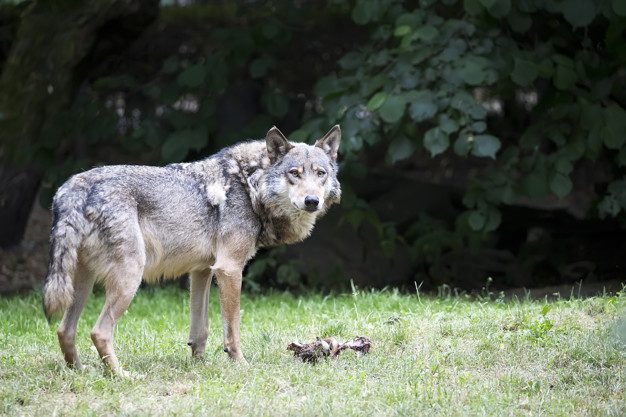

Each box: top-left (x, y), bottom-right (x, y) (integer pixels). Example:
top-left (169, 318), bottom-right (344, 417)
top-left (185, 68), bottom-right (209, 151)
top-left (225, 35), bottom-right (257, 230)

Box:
top-left (43, 176), bottom-right (91, 321)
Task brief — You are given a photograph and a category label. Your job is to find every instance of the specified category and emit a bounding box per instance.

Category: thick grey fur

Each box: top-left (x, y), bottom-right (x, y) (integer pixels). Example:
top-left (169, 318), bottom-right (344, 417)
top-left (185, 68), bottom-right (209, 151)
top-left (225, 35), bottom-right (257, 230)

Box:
top-left (42, 125), bottom-right (341, 373)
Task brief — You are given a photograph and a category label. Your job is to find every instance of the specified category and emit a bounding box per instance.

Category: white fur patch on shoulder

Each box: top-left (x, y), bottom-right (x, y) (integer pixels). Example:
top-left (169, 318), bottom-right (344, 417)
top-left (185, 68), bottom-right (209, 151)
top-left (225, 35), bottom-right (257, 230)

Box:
top-left (206, 183), bottom-right (227, 206)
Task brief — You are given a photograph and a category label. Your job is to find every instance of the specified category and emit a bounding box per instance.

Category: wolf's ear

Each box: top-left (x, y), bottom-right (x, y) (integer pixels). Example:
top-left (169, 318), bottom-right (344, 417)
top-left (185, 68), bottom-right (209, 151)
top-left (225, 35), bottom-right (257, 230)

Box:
top-left (315, 125), bottom-right (341, 162)
top-left (266, 126), bottom-right (293, 163)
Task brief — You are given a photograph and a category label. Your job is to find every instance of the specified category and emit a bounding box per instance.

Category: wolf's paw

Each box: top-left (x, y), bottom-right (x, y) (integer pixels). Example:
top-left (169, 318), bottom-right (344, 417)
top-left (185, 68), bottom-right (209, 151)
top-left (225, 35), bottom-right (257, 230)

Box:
top-left (232, 355), bottom-right (249, 365)
top-left (68, 362), bottom-right (85, 372)
top-left (112, 369), bottom-right (145, 380)
top-left (77, 364), bottom-right (100, 376)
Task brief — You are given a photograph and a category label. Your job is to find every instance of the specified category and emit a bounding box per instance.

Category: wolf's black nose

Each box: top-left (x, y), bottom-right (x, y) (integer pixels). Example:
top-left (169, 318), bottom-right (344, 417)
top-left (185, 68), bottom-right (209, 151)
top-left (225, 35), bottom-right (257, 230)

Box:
top-left (304, 195), bottom-right (319, 210)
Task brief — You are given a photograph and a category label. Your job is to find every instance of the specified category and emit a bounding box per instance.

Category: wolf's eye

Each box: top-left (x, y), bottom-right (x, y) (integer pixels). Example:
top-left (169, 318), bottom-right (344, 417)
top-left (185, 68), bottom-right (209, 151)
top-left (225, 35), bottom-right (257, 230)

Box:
top-left (317, 170), bottom-right (326, 177)
top-left (289, 169), bottom-right (300, 178)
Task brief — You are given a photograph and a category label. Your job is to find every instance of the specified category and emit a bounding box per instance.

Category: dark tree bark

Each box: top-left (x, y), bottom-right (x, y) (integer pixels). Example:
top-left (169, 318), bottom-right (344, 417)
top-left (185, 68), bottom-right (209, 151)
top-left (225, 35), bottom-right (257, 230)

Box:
top-left (0, 0), bottom-right (158, 248)
top-left (0, 2), bottom-right (28, 67)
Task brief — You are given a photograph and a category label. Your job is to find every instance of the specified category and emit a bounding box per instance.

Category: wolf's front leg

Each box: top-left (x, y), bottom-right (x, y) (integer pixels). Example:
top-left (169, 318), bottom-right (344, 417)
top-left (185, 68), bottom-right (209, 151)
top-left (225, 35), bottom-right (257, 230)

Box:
top-left (188, 269), bottom-right (212, 358)
top-left (213, 259), bottom-right (245, 361)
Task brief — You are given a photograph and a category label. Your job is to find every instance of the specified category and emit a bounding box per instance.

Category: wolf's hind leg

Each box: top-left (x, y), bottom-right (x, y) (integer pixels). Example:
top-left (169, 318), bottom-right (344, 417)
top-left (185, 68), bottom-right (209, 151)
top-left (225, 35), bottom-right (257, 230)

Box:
top-left (57, 263), bottom-right (95, 369)
top-left (90, 260), bottom-right (143, 376)
top-left (188, 269), bottom-right (212, 358)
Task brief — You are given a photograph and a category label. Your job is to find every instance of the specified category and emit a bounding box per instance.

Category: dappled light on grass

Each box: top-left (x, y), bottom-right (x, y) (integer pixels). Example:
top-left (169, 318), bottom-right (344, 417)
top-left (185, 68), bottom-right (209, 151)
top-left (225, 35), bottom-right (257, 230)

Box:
top-left (1, 287), bottom-right (624, 415)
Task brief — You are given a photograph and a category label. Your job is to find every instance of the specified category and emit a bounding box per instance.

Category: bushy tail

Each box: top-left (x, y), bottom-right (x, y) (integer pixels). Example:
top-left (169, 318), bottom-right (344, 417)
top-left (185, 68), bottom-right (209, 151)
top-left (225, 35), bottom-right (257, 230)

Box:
top-left (43, 184), bottom-right (89, 321)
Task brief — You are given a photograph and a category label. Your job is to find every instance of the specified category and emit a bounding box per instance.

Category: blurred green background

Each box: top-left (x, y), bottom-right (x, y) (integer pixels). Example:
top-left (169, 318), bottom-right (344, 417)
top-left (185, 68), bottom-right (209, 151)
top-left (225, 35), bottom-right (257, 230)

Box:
top-left (1, 0), bottom-right (625, 293)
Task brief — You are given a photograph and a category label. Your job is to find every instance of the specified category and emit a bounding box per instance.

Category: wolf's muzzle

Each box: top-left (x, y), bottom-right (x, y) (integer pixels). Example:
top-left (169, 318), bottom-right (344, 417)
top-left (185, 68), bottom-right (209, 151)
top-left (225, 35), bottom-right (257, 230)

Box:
top-left (304, 195), bottom-right (319, 212)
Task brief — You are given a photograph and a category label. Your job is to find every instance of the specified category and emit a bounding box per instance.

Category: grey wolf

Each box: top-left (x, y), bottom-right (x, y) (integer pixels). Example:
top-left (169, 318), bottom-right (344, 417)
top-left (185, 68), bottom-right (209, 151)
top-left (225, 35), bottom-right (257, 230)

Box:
top-left (42, 125), bottom-right (341, 376)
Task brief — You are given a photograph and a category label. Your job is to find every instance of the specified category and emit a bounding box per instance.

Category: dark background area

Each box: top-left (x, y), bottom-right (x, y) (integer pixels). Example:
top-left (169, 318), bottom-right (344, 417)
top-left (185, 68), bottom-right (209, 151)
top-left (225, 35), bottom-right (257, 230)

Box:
top-left (1, 0), bottom-right (625, 294)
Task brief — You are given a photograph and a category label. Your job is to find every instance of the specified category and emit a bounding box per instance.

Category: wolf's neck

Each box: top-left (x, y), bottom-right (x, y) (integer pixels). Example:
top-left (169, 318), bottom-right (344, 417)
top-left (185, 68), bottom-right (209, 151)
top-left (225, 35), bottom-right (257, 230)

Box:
top-left (255, 204), bottom-right (317, 247)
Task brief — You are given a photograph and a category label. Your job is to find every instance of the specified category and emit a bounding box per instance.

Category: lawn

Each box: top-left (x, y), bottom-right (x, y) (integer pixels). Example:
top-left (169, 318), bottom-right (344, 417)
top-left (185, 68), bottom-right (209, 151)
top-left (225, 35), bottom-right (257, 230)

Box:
top-left (1, 285), bottom-right (625, 416)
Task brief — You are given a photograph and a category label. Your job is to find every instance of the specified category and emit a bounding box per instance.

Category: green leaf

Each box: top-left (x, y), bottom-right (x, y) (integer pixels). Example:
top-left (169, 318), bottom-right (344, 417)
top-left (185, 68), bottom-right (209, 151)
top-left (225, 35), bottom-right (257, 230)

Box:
top-left (523, 166), bottom-right (549, 198)
top-left (423, 127), bottom-right (450, 157)
top-left (451, 91), bottom-right (474, 110)
top-left (554, 64), bottom-right (577, 90)
top-left (346, 135), bottom-right (364, 152)
top-left (262, 22), bottom-right (280, 39)
top-left (471, 134), bottom-right (501, 158)
top-left (459, 59), bottom-right (486, 86)
top-left (378, 95), bottom-right (407, 123)
top-left (396, 12), bottom-right (423, 28)
top-left (162, 56), bottom-right (179, 74)
top-left (511, 58), bottom-right (538, 86)
top-left (388, 136), bottom-right (416, 163)
top-left (394, 25), bottom-right (411, 37)
top-left (549, 172), bottom-right (573, 198)
top-left (479, 0), bottom-right (496, 7)
top-left (560, 0), bottom-right (596, 28)
top-left (415, 25), bottom-right (439, 42)
top-left (587, 128), bottom-right (603, 158)
top-left (487, 0), bottom-right (511, 18)
top-left (464, 0), bottom-right (483, 15)
top-left (161, 129), bottom-right (208, 162)
top-left (471, 121), bottom-right (486, 133)
top-left (289, 129), bottom-right (309, 141)
top-left (249, 56), bottom-right (275, 79)
top-left (262, 91), bottom-right (289, 118)
top-left (591, 78), bottom-right (612, 100)
top-left (367, 91), bottom-right (387, 111)
top-left (453, 134), bottom-right (472, 156)
top-left (598, 195), bottom-right (621, 218)
top-left (555, 157), bottom-right (573, 175)
top-left (608, 179), bottom-right (626, 206)
top-left (484, 207), bottom-right (502, 232)
top-left (177, 64), bottom-right (206, 88)
top-left (450, 90), bottom-right (487, 120)
top-left (580, 102), bottom-right (603, 130)
top-left (142, 85), bottom-right (161, 99)
top-left (338, 52), bottom-right (362, 70)
top-left (315, 75), bottom-right (349, 97)
top-left (552, 54), bottom-right (574, 67)
top-left (352, 0), bottom-right (373, 25)
top-left (411, 47), bottom-right (434, 64)
top-left (369, 50), bottom-right (391, 67)
top-left (440, 38), bottom-right (467, 62)
top-left (613, 0), bottom-right (626, 16)
top-left (507, 9), bottom-right (532, 33)
top-left (468, 210), bottom-right (486, 231)
top-left (439, 114), bottom-right (459, 134)
top-left (537, 58), bottom-right (554, 78)
top-left (602, 104), bottom-right (626, 149)
top-left (408, 92), bottom-right (438, 122)
top-left (599, 179), bottom-right (626, 218)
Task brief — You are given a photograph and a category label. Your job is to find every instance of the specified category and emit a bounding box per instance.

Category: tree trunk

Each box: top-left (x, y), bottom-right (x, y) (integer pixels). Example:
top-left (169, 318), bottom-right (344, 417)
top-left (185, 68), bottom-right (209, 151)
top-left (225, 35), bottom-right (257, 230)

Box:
top-left (0, 0), bottom-right (158, 248)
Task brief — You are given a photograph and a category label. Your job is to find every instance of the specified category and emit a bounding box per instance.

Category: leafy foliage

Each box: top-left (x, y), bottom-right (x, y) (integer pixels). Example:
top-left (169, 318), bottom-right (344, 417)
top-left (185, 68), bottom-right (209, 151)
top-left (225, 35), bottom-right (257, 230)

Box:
top-left (11, 0), bottom-right (626, 288)
top-left (286, 0), bottom-right (626, 285)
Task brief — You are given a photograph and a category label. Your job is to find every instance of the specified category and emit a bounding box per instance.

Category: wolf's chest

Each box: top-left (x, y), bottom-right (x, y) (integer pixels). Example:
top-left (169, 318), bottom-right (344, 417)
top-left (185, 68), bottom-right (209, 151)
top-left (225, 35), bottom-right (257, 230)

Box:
top-left (257, 213), bottom-right (316, 247)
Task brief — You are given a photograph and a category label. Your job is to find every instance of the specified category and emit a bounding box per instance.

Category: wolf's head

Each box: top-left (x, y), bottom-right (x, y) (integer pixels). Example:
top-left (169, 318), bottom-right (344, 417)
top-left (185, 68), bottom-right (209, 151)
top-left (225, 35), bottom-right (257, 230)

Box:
top-left (263, 125), bottom-right (341, 216)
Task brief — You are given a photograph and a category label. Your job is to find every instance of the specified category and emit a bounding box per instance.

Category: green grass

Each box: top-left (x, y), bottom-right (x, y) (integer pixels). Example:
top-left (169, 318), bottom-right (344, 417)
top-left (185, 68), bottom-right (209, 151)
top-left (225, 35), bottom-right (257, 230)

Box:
top-left (1, 285), bottom-right (625, 416)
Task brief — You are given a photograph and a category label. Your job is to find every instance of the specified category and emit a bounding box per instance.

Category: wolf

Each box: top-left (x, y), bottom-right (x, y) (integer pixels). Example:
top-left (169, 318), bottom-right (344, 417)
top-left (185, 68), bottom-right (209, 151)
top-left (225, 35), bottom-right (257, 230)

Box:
top-left (42, 125), bottom-right (341, 375)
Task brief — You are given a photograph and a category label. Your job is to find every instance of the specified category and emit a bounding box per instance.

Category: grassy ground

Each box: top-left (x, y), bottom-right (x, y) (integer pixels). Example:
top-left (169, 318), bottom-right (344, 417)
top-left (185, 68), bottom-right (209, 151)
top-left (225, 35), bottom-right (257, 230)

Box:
top-left (1, 285), bottom-right (625, 416)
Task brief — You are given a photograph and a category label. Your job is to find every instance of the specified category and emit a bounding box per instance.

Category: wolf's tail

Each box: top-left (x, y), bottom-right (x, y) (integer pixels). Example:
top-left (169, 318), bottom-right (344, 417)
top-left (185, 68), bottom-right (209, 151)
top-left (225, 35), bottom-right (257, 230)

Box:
top-left (43, 181), bottom-right (90, 321)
